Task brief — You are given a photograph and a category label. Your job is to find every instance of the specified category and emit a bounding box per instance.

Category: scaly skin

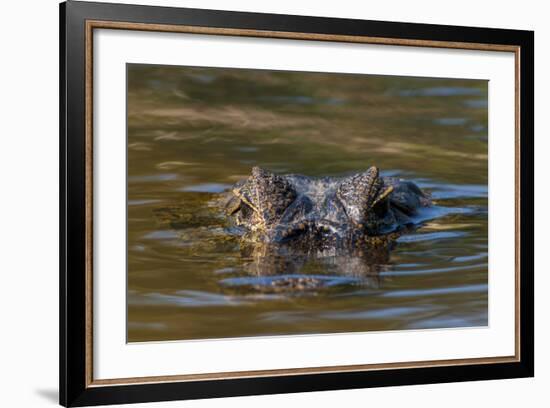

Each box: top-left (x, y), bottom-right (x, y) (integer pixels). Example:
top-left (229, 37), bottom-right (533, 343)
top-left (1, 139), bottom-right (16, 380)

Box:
top-left (225, 166), bottom-right (431, 251)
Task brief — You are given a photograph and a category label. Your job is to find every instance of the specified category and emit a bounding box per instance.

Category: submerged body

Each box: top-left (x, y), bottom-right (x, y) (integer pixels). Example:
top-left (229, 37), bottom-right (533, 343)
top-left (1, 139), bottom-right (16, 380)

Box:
top-left (225, 166), bottom-right (431, 251)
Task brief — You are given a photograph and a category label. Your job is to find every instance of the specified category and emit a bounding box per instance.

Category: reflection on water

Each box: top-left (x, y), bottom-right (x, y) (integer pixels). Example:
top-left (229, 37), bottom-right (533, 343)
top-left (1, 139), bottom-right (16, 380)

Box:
top-left (127, 64), bottom-right (488, 342)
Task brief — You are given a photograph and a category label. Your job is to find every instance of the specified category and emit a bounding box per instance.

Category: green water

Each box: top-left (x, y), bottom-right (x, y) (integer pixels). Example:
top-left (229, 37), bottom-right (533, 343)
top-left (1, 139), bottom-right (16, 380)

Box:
top-left (127, 64), bottom-right (488, 342)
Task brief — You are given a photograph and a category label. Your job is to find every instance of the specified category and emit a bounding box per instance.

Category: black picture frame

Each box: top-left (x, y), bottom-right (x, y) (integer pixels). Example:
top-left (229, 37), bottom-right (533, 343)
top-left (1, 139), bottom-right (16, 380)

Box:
top-left (60, 1), bottom-right (534, 406)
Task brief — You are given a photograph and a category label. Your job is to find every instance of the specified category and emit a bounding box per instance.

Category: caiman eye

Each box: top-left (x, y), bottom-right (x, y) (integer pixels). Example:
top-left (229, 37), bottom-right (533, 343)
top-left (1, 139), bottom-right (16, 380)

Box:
top-left (233, 167), bottom-right (297, 224)
top-left (370, 185), bottom-right (394, 217)
top-left (225, 195), bottom-right (242, 215)
top-left (226, 195), bottom-right (257, 227)
top-left (251, 167), bottom-right (297, 224)
top-left (238, 202), bottom-right (254, 219)
top-left (337, 166), bottom-right (381, 224)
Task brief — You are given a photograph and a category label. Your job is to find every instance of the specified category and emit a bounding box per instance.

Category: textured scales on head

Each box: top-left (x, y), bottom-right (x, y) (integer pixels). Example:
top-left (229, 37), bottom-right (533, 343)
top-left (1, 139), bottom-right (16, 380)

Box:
top-left (226, 165), bottom-right (428, 246)
top-left (232, 166), bottom-right (297, 227)
top-left (251, 167), bottom-right (297, 224)
top-left (336, 166), bottom-right (394, 225)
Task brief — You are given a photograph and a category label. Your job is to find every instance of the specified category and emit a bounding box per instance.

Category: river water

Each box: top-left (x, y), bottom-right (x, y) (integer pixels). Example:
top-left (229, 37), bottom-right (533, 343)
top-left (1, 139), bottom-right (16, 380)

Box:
top-left (127, 64), bottom-right (488, 342)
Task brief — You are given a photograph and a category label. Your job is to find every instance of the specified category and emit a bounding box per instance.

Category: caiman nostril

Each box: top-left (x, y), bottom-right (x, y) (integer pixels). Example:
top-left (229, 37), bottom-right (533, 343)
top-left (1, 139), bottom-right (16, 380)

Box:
top-left (280, 225), bottom-right (306, 240)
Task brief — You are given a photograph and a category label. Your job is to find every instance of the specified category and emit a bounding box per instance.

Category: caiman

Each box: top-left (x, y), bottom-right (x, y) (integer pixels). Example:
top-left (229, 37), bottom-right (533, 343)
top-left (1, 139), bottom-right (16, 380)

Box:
top-left (156, 166), bottom-right (432, 293)
top-left (225, 166), bottom-right (431, 250)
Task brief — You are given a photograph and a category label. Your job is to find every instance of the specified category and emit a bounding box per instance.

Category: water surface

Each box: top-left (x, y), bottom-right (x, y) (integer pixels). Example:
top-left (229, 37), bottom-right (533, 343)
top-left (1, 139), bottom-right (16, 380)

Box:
top-left (127, 65), bottom-right (488, 342)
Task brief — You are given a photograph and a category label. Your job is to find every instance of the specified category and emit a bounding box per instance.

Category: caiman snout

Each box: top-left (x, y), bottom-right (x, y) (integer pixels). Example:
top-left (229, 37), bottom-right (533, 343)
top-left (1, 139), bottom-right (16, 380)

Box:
top-left (267, 220), bottom-right (344, 244)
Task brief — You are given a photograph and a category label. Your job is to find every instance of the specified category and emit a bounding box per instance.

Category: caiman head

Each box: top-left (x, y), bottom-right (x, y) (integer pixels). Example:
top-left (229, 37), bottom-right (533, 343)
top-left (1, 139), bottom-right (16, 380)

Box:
top-left (225, 166), bottom-right (400, 247)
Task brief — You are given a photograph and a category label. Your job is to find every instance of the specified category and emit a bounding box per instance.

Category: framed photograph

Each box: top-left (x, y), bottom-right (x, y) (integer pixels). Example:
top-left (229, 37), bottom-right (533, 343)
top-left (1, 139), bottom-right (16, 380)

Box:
top-left (60, 1), bottom-right (534, 406)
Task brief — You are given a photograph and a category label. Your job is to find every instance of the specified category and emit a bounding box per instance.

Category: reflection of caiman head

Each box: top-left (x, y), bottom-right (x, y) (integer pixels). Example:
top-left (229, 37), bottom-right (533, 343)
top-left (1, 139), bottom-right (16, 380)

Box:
top-left (240, 240), bottom-right (393, 272)
top-left (225, 166), bottom-right (431, 250)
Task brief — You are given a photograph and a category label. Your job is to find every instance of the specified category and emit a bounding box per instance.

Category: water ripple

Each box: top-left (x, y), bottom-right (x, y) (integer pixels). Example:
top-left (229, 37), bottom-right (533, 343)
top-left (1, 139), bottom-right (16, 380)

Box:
top-left (134, 290), bottom-right (250, 307)
top-left (322, 306), bottom-right (429, 320)
top-left (398, 86), bottom-right (483, 97)
top-left (397, 231), bottom-right (466, 243)
top-left (434, 118), bottom-right (468, 126)
top-left (416, 180), bottom-right (488, 199)
top-left (381, 263), bottom-right (487, 277)
top-left (142, 230), bottom-right (179, 240)
top-left (128, 199), bottom-right (161, 206)
top-left (382, 283), bottom-right (488, 298)
top-left (179, 183), bottom-right (231, 193)
top-left (128, 173), bottom-right (178, 182)
top-left (220, 274), bottom-right (360, 288)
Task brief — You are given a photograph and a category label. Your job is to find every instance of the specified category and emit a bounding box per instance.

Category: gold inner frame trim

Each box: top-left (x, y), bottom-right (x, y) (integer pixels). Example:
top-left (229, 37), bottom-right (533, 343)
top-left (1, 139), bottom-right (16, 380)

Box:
top-left (84, 19), bottom-right (521, 388)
